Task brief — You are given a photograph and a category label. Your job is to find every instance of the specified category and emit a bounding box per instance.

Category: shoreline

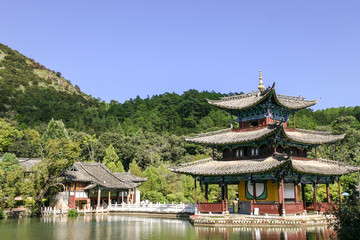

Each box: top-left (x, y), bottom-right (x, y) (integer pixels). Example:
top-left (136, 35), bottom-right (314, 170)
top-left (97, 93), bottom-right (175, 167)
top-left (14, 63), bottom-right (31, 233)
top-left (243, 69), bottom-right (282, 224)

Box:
top-left (5, 209), bottom-right (336, 227)
top-left (190, 213), bottom-right (335, 227)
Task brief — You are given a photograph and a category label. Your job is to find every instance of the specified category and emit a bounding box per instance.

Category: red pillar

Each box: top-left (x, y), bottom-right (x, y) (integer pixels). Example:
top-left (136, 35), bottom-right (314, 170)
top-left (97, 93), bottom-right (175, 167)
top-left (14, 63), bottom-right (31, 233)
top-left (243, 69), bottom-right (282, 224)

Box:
top-left (252, 181), bottom-right (257, 203)
top-left (338, 179), bottom-right (342, 205)
top-left (221, 184), bottom-right (225, 212)
top-left (278, 181), bottom-right (282, 204)
top-left (108, 189), bottom-right (111, 207)
top-left (278, 180), bottom-right (283, 215)
top-left (281, 179), bottom-right (285, 203)
top-left (194, 178), bottom-right (197, 212)
top-left (326, 183), bottom-right (331, 203)
top-left (294, 184), bottom-right (299, 204)
top-left (313, 183), bottom-right (318, 212)
top-left (281, 178), bottom-right (285, 214)
top-left (225, 183), bottom-right (228, 212)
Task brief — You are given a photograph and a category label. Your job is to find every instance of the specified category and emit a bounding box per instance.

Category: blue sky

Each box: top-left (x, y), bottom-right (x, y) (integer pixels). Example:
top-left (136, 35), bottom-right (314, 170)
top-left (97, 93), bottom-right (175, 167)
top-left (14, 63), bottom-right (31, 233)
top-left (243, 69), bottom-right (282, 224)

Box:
top-left (1, 0), bottom-right (359, 110)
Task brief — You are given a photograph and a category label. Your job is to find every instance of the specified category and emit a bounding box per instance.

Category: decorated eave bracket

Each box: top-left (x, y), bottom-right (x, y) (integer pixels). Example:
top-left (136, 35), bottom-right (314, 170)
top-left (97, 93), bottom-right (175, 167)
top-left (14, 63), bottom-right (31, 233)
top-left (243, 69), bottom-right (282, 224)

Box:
top-left (197, 167), bottom-right (340, 185)
top-left (228, 102), bottom-right (298, 123)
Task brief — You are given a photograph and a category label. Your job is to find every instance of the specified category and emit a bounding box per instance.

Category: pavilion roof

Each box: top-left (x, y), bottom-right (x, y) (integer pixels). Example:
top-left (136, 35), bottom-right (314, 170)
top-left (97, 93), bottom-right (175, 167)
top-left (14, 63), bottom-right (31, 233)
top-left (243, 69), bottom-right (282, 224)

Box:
top-left (291, 158), bottom-right (359, 175)
top-left (185, 125), bottom-right (279, 145)
top-left (169, 154), bottom-right (359, 176)
top-left (207, 84), bottom-right (318, 110)
top-left (169, 156), bottom-right (287, 176)
top-left (0, 158), bottom-right (42, 172)
top-left (185, 124), bottom-right (345, 145)
top-left (113, 172), bottom-right (147, 183)
top-left (283, 128), bottom-right (345, 144)
top-left (65, 162), bottom-right (139, 190)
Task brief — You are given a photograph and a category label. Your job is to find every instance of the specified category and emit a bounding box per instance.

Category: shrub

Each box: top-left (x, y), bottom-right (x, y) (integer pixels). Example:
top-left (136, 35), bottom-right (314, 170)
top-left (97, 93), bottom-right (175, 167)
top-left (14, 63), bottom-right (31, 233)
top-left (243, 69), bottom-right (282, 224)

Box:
top-left (67, 209), bottom-right (78, 218)
top-left (330, 205), bottom-right (360, 240)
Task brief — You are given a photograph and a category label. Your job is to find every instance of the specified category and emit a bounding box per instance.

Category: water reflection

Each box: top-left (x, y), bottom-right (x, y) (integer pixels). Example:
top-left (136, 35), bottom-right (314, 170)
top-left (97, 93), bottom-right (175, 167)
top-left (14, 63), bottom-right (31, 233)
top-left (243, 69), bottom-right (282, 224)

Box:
top-left (0, 215), bottom-right (334, 240)
top-left (195, 226), bottom-right (333, 240)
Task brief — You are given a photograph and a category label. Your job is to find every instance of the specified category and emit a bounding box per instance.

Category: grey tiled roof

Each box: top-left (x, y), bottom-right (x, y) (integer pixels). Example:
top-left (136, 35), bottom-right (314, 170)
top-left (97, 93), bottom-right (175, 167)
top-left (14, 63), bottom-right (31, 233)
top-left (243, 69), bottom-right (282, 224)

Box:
top-left (113, 172), bottom-right (147, 183)
top-left (185, 125), bottom-right (279, 145)
top-left (284, 128), bottom-right (346, 144)
top-left (185, 125), bottom-right (345, 145)
top-left (18, 158), bottom-right (41, 171)
top-left (169, 154), bottom-right (358, 176)
top-left (207, 86), bottom-right (273, 110)
top-left (276, 95), bottom-right (319, 109)
top-left (207, 84), bottom-right (318, 110)
top-left (169, 156), bottom-right (288, 176)
top-left (0, 158), bottom-right (41, 172)
top-left (65, 162), bottom-right (138, 190)
top-left (291, 158), bottom-right (359, 175)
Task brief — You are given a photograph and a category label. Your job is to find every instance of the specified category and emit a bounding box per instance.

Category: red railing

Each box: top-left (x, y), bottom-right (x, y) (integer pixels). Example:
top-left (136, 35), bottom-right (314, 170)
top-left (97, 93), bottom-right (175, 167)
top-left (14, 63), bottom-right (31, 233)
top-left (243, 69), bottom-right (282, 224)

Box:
top-left (251, 202), bottom-right (304, 215)
top-left (251, 202), bottom-right (281, 215)
top-left (284, 202), bottom-right (304, 214)
top-left (198, 202), bottom-right (225, 213)
top-left (307, 202), bottom-right (336, 213)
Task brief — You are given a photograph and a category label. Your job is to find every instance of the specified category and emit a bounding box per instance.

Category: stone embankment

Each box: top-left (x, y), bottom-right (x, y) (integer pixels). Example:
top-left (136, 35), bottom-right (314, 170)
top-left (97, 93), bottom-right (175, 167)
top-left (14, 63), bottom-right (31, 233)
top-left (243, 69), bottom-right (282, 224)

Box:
top-left (190, 213), bottom-right (336, 227)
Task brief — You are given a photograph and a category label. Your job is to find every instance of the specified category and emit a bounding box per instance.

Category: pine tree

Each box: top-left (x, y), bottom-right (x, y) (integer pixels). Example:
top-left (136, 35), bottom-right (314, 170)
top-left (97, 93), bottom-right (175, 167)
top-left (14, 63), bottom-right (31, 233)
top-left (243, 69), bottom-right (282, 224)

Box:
top-left (103, 144), bottom-right (124, 172)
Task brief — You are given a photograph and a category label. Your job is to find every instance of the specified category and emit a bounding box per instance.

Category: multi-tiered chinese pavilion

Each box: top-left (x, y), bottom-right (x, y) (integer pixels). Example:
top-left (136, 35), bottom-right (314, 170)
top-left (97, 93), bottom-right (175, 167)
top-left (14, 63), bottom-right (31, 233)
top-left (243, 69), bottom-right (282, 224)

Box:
top-left (170, 71), bottom-right (358, 216)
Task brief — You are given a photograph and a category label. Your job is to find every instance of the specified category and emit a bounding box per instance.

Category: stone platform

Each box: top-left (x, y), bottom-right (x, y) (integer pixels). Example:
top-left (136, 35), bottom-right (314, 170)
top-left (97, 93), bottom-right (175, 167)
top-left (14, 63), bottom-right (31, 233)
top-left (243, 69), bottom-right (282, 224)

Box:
top-left (190, 213), bottom-right (336, 227)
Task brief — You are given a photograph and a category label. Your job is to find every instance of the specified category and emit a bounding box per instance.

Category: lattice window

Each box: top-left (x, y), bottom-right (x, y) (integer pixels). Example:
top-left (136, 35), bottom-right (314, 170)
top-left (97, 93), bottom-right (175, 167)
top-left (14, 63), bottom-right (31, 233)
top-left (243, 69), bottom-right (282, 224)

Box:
top-left (250, 147), bottom-right (259, 156)
top-left (235, 148), bottom-right (244, 157)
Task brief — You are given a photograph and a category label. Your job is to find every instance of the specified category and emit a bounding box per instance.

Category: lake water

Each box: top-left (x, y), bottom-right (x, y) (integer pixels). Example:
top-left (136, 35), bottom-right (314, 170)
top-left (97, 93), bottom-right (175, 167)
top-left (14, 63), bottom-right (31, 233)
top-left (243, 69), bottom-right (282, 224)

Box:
top-left (0, 215), bottom-right (334, 240)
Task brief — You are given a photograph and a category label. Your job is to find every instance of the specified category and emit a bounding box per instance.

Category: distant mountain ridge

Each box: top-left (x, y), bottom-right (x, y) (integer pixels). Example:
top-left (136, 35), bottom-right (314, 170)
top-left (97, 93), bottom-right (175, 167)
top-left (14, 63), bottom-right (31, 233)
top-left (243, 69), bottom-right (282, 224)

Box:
top-left (1, 43), bottom-right (359, 137)
top-left (0, 43), bottom-right (99, 127)
top-left (0, 43), bottom-right (89, 97)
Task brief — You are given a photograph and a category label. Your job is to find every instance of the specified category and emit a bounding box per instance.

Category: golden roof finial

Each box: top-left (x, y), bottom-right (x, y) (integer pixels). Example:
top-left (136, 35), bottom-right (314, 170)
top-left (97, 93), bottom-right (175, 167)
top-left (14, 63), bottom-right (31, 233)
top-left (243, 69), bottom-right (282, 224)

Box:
top-left (258, 69), bottom-right (265, 91)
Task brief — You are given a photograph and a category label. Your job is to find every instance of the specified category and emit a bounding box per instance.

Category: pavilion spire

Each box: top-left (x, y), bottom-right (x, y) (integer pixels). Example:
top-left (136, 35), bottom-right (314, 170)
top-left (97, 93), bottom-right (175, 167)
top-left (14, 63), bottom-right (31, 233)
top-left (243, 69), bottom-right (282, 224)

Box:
top-left (258, 69), bottom-right (265, 91)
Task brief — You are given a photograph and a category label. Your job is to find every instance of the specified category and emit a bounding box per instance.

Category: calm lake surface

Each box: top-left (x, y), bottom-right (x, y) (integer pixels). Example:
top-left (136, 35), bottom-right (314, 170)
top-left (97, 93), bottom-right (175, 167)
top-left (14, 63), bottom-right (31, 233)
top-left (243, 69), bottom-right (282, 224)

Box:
top-left (0, 215), bottom-right (334, 240)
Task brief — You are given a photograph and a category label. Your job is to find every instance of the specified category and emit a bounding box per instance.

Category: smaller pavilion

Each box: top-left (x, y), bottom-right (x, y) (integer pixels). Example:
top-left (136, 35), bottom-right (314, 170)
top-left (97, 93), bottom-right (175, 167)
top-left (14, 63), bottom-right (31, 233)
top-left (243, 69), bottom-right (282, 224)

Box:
top-left (62, 162), bottom-right (146, 209)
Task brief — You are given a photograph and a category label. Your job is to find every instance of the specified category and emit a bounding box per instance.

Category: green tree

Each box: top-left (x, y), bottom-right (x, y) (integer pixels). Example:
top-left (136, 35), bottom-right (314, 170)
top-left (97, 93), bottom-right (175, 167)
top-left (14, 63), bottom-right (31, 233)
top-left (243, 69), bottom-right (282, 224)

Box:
top-left (41, 119), bottom-right (69, 144)
top-left (0, 153), bottom-right (23, 210)
top-left (103, 144), bottom-right (124, 172)
top-left (26, 138), bottom-right (80, 212)
top-left (0, 119), bottom-right (23, 152)
top-left (9, 128), bottom-right (41, 158)
top-left (1, 153), bottom-right (19, 172)
top-left (129, 160), bottom-right (145, 178)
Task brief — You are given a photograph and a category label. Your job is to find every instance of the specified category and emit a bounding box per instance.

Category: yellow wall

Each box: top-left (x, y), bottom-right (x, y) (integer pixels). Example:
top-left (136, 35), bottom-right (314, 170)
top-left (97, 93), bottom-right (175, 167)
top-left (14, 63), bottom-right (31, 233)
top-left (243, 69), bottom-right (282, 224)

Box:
top-left (238, 180), bottom-right (279, 202)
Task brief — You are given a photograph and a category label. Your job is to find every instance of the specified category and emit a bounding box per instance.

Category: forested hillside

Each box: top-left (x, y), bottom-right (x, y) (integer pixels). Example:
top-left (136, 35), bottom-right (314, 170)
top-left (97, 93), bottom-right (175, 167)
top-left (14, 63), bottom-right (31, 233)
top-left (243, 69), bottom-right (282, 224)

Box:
top-left (0, 43), bottom-right (359, 213)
